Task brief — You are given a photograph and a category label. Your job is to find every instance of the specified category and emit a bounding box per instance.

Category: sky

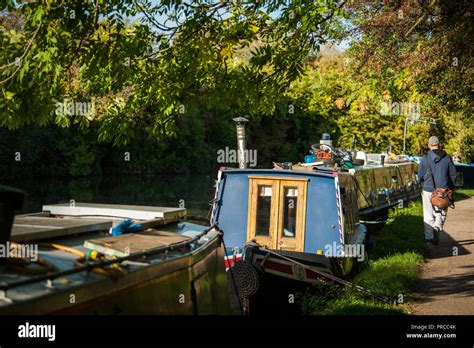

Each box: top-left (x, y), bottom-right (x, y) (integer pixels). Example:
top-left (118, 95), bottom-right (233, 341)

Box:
top-left (128, 1), bottom-right (352, 52)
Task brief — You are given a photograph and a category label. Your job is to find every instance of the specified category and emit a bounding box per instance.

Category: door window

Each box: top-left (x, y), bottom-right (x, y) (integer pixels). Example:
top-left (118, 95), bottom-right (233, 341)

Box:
top-left (282, 187), bottom-right (298, 238)
top-left (256, 185), bottom-right (272, 236)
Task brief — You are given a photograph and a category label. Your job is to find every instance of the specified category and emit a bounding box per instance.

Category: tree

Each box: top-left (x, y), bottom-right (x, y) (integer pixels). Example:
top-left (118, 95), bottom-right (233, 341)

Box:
top-left (343, 0), bottom-right (473, 160)
top-left (0, 0), bottom-right (347, 145)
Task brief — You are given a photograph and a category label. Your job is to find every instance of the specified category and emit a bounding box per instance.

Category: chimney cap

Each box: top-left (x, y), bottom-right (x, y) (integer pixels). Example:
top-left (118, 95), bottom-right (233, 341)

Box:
top-left (233, 117), bottom-right (249, 124)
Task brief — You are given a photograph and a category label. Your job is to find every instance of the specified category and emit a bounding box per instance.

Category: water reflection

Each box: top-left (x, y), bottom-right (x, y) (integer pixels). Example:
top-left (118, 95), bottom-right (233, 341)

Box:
top-left (5, 174), bottom-right (216, 217)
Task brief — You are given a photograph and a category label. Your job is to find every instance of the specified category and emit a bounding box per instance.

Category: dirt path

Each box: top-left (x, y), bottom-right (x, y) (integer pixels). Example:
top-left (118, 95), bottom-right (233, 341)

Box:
top-left (412, 197), bottom-right (474, 315)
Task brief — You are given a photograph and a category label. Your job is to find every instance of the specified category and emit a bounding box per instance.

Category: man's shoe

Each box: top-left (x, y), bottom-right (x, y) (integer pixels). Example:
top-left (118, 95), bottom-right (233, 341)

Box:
top-left (433, 227), bottom-right (440, 245)
top-left (425, 239), bottom-right (435, 245)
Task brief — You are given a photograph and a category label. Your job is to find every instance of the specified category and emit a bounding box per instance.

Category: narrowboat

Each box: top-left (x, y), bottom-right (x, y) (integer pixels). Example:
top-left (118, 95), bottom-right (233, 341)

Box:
top-left (211, 122), bottom-right (420, 306)
top-left (453, 162), bottom-right (474, 189)
top-left (0, 189), bottom-right (231, 315)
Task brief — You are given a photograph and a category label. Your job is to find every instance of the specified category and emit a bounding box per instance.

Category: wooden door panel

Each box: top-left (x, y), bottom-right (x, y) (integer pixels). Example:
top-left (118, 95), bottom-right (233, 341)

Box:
top-left (277, 180), bottom-right (307, 252)
top-left (247, 177), bottom-right (307, 252)
top-left (247, 179), bottom-right (279, 249)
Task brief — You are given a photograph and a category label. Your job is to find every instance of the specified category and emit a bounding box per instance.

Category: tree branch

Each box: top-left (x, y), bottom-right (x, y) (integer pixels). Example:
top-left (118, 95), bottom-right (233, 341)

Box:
top-left (64, 0), bottom-right (100, 72)
top-left (0, 21), bottom-right (42, 84)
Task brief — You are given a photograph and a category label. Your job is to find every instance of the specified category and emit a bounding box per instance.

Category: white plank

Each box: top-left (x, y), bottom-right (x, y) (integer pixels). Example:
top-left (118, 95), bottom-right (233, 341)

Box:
top-left (42, 203), bottom-right (186, 221)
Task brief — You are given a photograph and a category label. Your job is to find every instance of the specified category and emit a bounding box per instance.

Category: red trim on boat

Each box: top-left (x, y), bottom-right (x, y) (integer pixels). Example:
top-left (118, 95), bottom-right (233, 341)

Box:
top-left (224, 256), bottom-right (241, 269)
top-left (261, 259), bottom-right (293, 274)
top-left (305, 267), bottom-right (332, 282)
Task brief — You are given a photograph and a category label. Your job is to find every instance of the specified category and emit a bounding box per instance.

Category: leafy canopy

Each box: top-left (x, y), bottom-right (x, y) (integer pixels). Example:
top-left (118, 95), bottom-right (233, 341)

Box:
top-left (0, 0), bottom-right (346, 145)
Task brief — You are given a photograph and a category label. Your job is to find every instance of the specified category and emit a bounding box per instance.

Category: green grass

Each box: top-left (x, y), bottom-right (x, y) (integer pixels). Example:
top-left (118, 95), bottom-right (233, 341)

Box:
top-left (354, 252), bottom-right (424, 299)
top-left (454, 189), bottom-right (474, 201)
top-left (300, 201), bottom-right (426, 315)
top-left (369, 202), bottom-right (425, 259)
top-left (300, 282), bottom-right (407, 315)
top-left (319, 297), bottom-right (407, 315)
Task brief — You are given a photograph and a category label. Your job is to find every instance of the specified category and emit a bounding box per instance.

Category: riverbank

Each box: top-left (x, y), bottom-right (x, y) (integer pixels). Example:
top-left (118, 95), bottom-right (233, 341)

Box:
top-left (301, 201), bottom-right (426, 315)
top-left (411, 191), bottom-right (474, 314)
top-left (301, 189), bottom-right (474, 315)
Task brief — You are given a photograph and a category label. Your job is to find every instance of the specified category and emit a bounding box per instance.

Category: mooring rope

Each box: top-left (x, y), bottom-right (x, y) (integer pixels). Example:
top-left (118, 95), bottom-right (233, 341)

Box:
top-left (252, 244), bottom-right (393, 305)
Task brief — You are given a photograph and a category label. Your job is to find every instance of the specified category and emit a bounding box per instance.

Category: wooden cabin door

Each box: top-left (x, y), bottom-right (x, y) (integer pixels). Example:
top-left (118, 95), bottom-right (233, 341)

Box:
top-left (276, 180), bottom-right (307, 252)
top-left (247, 178), bottom-right (280, 249)
top-left (247, 177), bottom-right (307, 252)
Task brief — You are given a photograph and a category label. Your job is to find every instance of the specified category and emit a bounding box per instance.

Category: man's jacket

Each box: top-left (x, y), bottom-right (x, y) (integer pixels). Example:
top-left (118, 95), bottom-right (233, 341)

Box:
top-left (417, 149), bottom-right (457, 192)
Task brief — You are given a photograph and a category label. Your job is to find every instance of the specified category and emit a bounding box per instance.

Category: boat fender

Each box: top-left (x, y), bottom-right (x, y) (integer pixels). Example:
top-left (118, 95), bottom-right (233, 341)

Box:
top-left (229, 260), bottom-right (261, 299)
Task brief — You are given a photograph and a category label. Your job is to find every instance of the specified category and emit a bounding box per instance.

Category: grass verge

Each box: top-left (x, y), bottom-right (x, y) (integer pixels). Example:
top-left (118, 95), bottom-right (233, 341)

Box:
top-left (300, 201), bottom-right (426, 315)
top-left (453, 189), bottom-right (474, 201)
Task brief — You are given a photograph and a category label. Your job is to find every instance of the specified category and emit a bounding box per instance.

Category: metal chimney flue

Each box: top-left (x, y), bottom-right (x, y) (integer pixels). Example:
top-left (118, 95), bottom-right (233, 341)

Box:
top-left (233, 117), bottom-right (249, 169)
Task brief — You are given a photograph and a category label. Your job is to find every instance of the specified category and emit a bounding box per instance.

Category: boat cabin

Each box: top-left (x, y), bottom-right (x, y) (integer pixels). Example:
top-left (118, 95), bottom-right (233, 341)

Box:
top-left (212, 168), bottom-right (361, 253)
top-left (210, 153), bottom-right (419, 283)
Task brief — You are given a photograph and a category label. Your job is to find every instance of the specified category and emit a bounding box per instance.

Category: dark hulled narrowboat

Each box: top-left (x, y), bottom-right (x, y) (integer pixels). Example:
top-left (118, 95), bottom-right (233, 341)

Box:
top-left (0, 196), bottom-right (231, 315)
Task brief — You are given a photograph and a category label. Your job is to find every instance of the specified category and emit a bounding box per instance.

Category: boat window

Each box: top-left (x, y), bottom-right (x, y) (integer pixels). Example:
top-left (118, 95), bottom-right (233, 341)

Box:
top-left (282, 187), bottom-right (298, 238)
top-left (256, 185), bottom-right (272, 236)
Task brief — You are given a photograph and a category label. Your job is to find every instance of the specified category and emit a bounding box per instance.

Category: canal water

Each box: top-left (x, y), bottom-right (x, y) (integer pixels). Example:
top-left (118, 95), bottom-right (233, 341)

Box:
top-left (5, 174), bottom-right (216, 217)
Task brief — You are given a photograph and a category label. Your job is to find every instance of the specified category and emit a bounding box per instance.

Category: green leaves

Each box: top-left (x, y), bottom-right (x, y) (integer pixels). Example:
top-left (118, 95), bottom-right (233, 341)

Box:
top-left (4, 90), bottom-right (15, 99)
top-left (345, 0), bottom-right (473, 161)
top-left (1, 0), bottom-right (348, 144)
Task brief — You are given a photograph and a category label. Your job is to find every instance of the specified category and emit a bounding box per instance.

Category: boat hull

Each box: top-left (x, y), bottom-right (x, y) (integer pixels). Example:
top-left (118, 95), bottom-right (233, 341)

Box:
top-left (0, 231), bottom-right (230, 315)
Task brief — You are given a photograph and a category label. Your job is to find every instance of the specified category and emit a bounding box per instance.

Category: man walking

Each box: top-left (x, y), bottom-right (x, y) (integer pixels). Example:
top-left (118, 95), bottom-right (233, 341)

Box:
top-left (417, 136), bottom-right (457, 245)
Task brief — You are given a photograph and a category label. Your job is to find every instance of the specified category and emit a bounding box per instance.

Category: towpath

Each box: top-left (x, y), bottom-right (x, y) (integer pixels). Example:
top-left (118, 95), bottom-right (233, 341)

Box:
top-left (412, 196), bottom-right (474, 314)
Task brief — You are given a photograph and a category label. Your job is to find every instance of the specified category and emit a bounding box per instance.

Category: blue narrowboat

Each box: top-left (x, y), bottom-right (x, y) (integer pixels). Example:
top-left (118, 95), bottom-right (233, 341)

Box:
top-left (210, 127), bottom-right (420, 296)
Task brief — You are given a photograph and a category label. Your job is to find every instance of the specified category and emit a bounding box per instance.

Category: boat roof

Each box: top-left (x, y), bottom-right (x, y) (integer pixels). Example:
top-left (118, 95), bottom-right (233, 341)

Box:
top-left (220, 168), bottom-right (337, 178)
top-left (220, 161), bottom-right (415, 178)
top-left (11, 203), bottom-right (186, 243)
